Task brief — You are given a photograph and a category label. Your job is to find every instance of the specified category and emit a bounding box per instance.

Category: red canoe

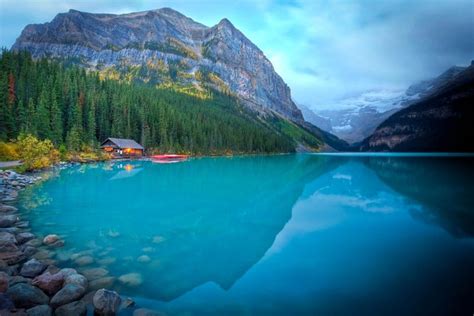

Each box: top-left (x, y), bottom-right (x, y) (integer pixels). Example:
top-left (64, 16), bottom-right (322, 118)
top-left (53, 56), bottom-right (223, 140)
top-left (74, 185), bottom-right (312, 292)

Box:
top-left (151, 154), bottom-right (189, 160)
top-left (150, 154), bottom-right (189, 163)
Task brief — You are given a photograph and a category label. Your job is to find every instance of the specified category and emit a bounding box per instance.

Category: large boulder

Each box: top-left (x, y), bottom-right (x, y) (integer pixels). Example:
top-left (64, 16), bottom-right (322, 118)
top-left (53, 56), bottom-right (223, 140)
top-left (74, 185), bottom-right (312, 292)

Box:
top-left (0, 215), bottom-right (18, 227)
top-left (26, 304), bottom-right (52, 316)
top-left (64, 273), bottom-right (88, 289)
top-left (0, 204), bottom-right (18, 212)
top-left (22, 245), bottom-right (38, 258)
top-left (54, 300), bottom-right (87, 316)
top-left (93, 288), bottom-right (121, 315)
top-left (32, 271), bottom-right (64, 296)
top-left (0, 292), bottom-right (14, 311)
top-left (16, 232), bottom-right (35, 244)
top-left (58, 268), bottom-right (77, 278)
top-left (0, 250), bottom-right (25, 265)
top-left (0, 231), bottom-right (18, 252)
top-left (0, 271), bottom-right (8, 293)
top-left (20, 259), bottom-right (47, 278)
top-left (50, 284), bottom-right (85, 307)
top-left (6, 283), bottom-right (49, 308)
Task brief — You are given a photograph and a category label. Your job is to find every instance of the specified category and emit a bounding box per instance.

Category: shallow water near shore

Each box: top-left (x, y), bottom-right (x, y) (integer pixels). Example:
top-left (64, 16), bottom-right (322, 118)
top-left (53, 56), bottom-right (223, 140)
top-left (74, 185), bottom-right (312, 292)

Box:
top-left (18, 154), bottom-right (474, 315)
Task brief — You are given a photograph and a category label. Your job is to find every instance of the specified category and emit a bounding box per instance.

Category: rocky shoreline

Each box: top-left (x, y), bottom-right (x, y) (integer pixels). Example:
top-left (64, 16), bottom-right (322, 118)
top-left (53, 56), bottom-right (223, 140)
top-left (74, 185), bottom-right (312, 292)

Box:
top-left (0, 169), bottom-right (159, 316)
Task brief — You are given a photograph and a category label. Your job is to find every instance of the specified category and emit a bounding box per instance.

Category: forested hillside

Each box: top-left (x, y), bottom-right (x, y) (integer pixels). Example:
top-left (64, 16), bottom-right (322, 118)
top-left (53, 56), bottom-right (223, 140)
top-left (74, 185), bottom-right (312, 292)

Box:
top-left (0, 51), bottom-right (319, 154)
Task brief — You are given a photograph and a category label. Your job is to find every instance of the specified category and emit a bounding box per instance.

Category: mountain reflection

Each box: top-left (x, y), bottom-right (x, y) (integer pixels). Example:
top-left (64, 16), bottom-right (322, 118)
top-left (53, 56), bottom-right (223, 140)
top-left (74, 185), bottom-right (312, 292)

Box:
top-left (21, 155), bottom-right (342, 301)
top-left (365, 157), bottom-right (474, 237)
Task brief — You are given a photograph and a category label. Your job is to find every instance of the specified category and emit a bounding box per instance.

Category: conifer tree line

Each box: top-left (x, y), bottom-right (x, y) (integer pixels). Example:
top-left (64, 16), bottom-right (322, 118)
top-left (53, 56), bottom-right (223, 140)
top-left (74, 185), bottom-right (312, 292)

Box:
top-left (0, 51), bottom-right (295, 154)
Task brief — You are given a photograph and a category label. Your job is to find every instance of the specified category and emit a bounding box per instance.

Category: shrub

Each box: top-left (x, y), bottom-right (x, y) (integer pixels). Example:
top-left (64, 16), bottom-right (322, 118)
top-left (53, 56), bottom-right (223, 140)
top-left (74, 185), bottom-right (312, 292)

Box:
top-left (16, 134), bottom-right (60, 171)
top-left (0, 142), bottom-right (20, 161)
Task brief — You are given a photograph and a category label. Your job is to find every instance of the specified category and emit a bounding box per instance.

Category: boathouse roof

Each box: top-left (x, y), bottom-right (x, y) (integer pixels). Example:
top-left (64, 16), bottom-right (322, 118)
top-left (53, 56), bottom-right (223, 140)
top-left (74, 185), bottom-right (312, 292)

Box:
top-left (100, 138), bottom-right (144, 150)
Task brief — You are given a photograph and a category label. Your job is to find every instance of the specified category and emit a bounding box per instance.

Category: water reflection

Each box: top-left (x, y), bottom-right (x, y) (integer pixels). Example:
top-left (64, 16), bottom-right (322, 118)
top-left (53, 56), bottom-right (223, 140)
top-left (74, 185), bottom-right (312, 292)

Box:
top-left (17, 155), bottom-right (474, 314)
top-left (365, 157), bottom-right (474, 237)
top-left (20, 155), bottom-right (343, 301)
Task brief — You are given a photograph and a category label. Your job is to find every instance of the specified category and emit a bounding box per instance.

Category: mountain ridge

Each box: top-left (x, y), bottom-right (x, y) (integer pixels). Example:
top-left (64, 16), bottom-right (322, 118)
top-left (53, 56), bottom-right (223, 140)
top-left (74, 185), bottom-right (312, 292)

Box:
top-left (12, 7), bottom-right (303, 122)
top-left (359, 64), bottom-right (474, 152)
top-left (304, 64), bottom-right (468, 143)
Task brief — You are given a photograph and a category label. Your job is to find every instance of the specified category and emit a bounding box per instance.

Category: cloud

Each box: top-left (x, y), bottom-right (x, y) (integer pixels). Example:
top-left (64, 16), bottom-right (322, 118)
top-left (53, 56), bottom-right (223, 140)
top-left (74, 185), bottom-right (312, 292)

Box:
top-left (1, 0), bottom-right (472, 110)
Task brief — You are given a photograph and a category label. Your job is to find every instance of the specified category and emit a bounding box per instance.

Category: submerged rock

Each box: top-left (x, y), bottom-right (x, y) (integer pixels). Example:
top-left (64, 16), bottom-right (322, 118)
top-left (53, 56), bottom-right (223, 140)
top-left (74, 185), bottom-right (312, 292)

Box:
top-left (137, 255), bottom-right (151, 263)
top-left (74, 255), bottom-right (94, 266)
top-left (20, 259), bottom-right (47, 278)
top-left (50, 284), bottom-right (85, 307)
top-left (54, 300), bottom-right (87, 316)
top-left (97, 257), bottom-right (116, 266)
top-left (152, 236), bottom-right (165, 244)
top-left (118, 273), bottom-right (142, 287)
top-left (81, 267), bottom-right (108, 281)
top-left (89, 277), bottom-right (115, 291)
top-left (25, 304), bottom-right (52, 316)
top-left (42, 235), bottom-right (59, 245)
top-left (6, 283), bottom-right (49, 308)
top-left (93, 288), bottom-right (121, 315)
top-left (122, 297), bottom-right (135, 308)
top-left (133, 308), bottom-right (163, 316)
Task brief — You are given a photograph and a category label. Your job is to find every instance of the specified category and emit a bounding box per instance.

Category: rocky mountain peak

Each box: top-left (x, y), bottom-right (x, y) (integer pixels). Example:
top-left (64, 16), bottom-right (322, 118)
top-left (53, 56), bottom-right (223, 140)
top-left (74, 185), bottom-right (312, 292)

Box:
top-left (12, 8), bottom-right (303, 121)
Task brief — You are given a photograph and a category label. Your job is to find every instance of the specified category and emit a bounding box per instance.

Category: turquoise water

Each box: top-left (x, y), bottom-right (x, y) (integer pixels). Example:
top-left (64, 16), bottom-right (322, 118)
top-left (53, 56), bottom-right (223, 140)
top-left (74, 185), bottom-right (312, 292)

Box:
top-left (19, 155), bottom-right (474, 315)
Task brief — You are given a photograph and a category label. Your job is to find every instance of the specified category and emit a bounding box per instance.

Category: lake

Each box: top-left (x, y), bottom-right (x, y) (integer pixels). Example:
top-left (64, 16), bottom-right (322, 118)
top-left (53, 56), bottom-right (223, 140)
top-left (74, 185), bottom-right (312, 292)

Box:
top-left (18, 154), bottom-right (474, 315)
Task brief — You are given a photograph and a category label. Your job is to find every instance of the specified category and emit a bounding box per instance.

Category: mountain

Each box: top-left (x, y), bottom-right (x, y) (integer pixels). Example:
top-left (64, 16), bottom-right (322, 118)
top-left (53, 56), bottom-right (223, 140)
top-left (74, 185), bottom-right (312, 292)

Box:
top-left (310, 66), bottom-right (467, 143)
top-left (359, 63), bottom-right (474, 152)
top-left (299, 104), bottom-right (332, 132)
top-left (12, 8), bottom-right (302, 121)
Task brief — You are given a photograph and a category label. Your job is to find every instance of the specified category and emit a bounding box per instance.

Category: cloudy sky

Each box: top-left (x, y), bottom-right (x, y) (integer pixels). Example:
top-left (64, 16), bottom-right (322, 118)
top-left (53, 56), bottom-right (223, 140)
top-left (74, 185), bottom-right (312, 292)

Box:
top-left (0, 0), bottom-right (473, 110)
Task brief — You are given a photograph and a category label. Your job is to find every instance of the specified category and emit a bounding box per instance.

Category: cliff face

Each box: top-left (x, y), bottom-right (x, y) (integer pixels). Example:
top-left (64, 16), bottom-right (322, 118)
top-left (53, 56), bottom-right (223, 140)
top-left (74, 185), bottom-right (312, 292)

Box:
top-left (12, 8), bottom-right (303, 121)
top-left (359, 65), bottom-right (474, 152)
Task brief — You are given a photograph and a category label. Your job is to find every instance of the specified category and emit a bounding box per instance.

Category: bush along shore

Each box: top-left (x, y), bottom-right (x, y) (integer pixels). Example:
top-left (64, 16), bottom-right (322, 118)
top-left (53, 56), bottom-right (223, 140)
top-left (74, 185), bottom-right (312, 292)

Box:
top-left (0, 169), bottom-right (161, 316)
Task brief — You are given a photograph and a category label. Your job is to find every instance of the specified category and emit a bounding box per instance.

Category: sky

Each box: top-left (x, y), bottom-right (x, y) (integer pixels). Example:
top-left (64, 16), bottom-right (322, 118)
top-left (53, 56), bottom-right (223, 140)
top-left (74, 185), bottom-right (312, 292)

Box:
top-left (0, 0), bottom-right (473, 110)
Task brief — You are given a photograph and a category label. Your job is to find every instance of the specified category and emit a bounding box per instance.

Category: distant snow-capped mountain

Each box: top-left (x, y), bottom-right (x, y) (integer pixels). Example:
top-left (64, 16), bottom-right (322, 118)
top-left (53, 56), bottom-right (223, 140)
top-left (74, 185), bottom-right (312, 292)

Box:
top-left (303, 66), bottom-right (467, 143)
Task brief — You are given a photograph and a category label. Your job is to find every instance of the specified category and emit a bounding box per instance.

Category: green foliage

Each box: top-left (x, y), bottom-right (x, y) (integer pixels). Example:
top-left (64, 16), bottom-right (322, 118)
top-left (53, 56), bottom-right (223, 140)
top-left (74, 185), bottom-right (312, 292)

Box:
top-left (0, 50), bottom-right (299, 154)
top-left (0, 141), bottom-right (19, 161)
top-left (16, 134), bottom-right (59, 171)
top-left (272, 117), bottom-right (323, 150)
